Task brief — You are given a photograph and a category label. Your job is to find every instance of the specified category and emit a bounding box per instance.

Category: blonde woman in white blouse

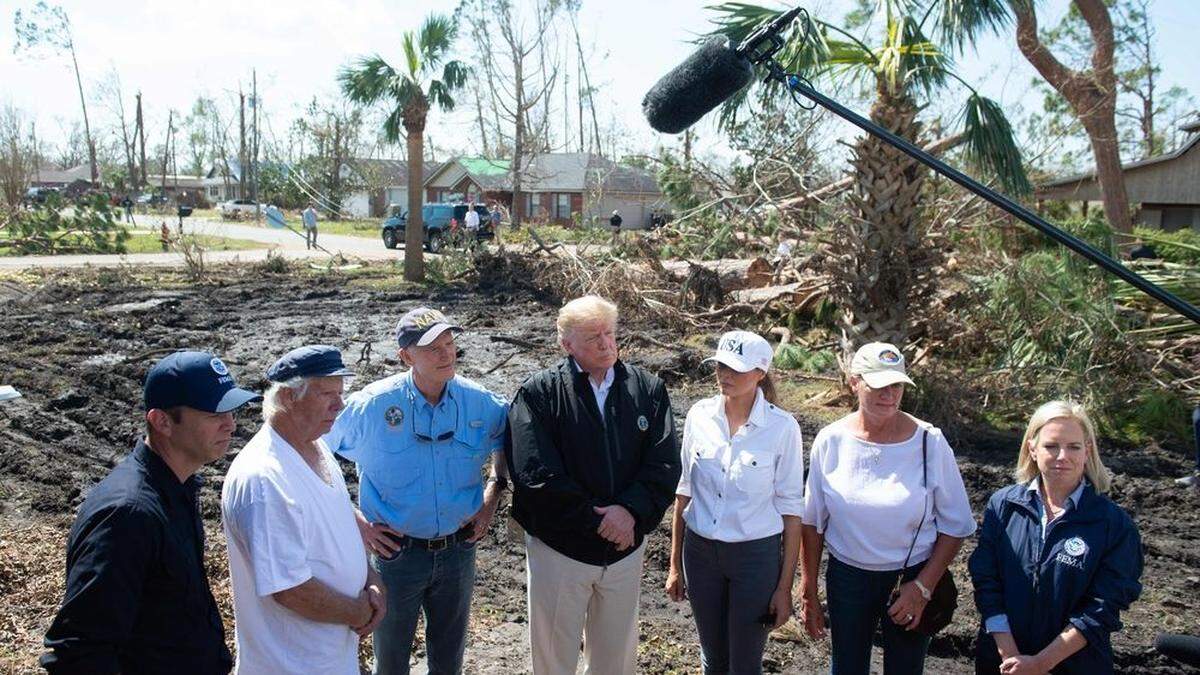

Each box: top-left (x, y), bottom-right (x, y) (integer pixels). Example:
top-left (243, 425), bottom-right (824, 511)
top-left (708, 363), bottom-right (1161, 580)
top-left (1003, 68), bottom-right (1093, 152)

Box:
top-left (799, 343), bottom-right (976, 675)
top-left (666, 331), bottom-right (805, 675)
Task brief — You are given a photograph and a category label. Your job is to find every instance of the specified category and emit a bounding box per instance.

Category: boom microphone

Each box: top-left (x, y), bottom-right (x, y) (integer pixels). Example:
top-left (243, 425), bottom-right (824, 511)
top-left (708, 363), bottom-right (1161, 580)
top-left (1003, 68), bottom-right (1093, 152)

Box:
top-left (642, 7), bottom-right (804, 134)
top-left (642, 37), bottom-right (754, 134)
top-left (1155, 632), bottom-right (1200, 667)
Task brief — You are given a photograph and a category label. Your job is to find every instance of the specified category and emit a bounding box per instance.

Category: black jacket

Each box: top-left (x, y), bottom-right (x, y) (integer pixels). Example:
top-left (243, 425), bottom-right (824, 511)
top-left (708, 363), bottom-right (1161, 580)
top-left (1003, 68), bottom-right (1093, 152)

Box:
top-left (41, 441), bottom-right (232, 675)
top-left (506, 357), bottom-right (680, 566)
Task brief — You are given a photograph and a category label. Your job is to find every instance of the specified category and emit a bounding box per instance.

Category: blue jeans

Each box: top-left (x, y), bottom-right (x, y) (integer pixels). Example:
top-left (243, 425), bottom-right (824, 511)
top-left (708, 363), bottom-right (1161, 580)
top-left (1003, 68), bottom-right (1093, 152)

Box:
top-left (372, 541), bottom-right (476, 675)
top-left (826, 555), bottom-right (929, 675)
top-left (683, 529), bottom-right (781, 675)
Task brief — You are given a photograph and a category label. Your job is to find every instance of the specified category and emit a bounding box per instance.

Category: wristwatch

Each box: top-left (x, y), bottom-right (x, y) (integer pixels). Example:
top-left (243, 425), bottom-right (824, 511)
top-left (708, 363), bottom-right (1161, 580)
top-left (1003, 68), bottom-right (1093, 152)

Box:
top-left (913, 579), bottom-right (932, 601)
top-left (487, 475), bottom-right (509, 492)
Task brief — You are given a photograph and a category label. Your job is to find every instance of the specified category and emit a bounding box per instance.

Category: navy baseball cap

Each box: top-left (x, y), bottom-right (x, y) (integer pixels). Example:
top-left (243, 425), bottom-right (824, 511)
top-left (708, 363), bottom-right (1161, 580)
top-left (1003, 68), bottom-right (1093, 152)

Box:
top-left (143, 351), bottom-right (262, 413)
top-left (266, 345), bottom-right (355, 382)
top-left (395, 307), bottom-right (462, 348)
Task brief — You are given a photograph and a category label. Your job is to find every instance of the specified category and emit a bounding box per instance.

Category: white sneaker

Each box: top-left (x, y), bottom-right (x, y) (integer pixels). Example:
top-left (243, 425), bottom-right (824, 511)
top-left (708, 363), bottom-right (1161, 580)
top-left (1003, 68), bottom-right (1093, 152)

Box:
top-left (1175, 473), bottom-right (1199, 488)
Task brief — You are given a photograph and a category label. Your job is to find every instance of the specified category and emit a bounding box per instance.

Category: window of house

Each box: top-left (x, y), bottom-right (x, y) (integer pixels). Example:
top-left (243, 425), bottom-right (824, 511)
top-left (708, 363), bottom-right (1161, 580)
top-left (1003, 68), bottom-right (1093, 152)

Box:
top-left (556, 193), bottom-right (571, 220)
top-left (525, 192), bottom-right (541, 217)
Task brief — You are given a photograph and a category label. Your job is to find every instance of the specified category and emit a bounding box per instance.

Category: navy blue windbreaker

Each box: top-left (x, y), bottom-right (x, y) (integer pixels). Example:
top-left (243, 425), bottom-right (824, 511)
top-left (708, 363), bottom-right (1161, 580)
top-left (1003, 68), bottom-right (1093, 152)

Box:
top-left (968, 481), bottom-right (1142, 674)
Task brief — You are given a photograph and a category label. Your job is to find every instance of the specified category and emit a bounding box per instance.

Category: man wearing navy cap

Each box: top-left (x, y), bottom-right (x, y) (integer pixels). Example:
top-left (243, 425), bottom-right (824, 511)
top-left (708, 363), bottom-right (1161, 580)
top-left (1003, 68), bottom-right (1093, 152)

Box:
top-left (42, 350), bottom-right (261, 675)
top-left (221, 345), bottom-right (384, 674)
top-left (325, 307), bottom-right (509, 675)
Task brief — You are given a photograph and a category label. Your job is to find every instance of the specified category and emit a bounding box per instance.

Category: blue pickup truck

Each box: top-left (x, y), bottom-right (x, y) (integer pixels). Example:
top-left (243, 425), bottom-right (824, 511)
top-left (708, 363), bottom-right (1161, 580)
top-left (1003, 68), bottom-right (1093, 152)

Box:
top-left (380, 203), bottom-right (495, 252)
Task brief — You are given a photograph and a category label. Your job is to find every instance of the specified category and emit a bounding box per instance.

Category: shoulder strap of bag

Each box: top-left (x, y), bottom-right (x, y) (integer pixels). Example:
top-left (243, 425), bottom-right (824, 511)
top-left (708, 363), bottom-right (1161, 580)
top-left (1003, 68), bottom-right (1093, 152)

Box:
top-left (899, 428), bottom-right (930, 574)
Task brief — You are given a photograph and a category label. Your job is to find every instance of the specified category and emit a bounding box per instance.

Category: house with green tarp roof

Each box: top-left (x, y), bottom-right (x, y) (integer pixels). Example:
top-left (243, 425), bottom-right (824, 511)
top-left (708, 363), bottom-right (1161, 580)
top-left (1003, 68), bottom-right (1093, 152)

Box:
top-left (424, 153), bottom-right (667, 228)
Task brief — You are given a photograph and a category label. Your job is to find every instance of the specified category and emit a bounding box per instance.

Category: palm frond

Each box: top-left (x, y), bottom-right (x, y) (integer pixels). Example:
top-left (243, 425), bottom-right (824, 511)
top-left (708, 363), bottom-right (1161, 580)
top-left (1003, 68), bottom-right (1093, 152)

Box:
top-left (877, 15), bottom-right (946, 96)
top-left (930, 0), bottom-right (1012, 53)
top-left (417, 14), bottom-right (457, 71)
top-left (427, 80), bottom-right (455, 112)
top-left (382, 106), bottom-right (407, 144)
top-left (961, 93), bottom-right (1031, 196)
top-left (338, 56), bottom-right (401, 106)
top-left (441, 60), bottom-right (470, 91)
top-left (402, 32), bottom-right (420, 78)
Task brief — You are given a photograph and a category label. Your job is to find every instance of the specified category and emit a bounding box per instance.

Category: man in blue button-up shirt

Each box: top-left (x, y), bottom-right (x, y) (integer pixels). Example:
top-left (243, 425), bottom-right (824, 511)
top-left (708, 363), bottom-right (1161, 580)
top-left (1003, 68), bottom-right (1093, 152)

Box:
top-left (325, 307), bottom-right (508, 675)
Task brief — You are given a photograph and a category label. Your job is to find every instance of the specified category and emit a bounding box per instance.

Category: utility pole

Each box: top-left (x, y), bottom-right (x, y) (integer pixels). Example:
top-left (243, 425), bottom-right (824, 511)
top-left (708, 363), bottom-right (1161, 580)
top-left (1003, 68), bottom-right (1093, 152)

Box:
top-left (251, 69), bottom-right (260, 215)
top-left (160, 110), bottom-right (173, 200)
top-left (136, 92), bottom-right (147, 189)
top-left (238, 86), bottom-right (247, 200)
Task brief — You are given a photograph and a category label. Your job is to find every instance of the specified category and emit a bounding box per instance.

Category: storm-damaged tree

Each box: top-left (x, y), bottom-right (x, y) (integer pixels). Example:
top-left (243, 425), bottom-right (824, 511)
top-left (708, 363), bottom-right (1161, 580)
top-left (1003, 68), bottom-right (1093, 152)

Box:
top-left (340, 13), bottom-right (468, 282)
top-left (711, 1), bottom-right (1030, 365)
top-left (14, 2), bottom-right (98, 183)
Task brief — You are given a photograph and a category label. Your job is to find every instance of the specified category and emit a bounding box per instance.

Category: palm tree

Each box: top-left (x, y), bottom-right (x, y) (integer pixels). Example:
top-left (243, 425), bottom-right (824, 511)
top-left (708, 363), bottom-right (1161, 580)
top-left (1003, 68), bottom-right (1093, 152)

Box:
top-left (340, 14), bottom-right (468, 282)
top-left (709, 1), bottom-right (1029, 363)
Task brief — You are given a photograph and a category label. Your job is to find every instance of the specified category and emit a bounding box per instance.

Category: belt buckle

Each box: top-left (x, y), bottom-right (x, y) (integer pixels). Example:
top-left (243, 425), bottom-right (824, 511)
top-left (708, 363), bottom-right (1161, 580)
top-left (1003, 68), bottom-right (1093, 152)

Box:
top-left (428, 536), bottom-right (449, 551)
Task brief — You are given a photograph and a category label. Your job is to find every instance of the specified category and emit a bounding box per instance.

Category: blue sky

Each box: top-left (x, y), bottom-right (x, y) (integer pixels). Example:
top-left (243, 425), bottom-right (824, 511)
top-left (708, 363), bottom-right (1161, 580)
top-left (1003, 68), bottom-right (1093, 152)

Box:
top-left (1, 0), bottom-right (1197, 169)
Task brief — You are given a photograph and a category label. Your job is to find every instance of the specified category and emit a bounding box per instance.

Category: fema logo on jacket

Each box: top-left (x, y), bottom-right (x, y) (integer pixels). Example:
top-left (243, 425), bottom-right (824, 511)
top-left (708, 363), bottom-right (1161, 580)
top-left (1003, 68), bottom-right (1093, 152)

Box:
top-left (1056, 536), bottom-right (1088, 569)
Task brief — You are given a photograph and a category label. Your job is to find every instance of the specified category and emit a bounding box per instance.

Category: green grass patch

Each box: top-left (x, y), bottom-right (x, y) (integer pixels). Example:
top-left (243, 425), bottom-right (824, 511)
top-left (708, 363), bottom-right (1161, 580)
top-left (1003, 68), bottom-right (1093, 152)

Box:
top-left (124, 233), bottom-right (263, 254)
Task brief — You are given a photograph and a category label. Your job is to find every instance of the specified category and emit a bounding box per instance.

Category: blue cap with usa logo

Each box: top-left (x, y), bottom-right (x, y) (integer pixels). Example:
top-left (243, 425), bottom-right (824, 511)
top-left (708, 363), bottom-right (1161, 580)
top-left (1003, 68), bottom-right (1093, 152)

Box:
top-left (143, 350), bottom-right (262, 413)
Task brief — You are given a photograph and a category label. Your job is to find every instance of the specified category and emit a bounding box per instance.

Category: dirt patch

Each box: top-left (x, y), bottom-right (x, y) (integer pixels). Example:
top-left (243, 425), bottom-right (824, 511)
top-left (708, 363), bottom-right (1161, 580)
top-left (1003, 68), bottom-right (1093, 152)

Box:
top-left (0, 264), bottom-right (1197, 674)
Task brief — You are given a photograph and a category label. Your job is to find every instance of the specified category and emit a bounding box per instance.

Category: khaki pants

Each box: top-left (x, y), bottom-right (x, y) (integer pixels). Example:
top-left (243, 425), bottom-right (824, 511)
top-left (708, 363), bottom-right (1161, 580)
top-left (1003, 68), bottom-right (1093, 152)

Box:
top-left (525, 534), bottom-right (644, 675)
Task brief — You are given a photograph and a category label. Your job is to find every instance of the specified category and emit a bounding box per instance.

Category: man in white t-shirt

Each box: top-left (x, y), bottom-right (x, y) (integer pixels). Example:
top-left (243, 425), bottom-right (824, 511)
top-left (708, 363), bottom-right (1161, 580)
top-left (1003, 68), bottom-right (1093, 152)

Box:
top-left (222, 345), bottom-right (385, 675)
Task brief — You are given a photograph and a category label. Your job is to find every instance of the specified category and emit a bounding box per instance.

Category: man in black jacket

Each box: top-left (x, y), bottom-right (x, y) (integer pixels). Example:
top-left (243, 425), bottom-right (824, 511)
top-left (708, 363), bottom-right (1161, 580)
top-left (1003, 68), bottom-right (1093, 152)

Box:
top-left (42, 351), bottom-right (261, 675)
top-left (506, 294), bottom-right (680, 675)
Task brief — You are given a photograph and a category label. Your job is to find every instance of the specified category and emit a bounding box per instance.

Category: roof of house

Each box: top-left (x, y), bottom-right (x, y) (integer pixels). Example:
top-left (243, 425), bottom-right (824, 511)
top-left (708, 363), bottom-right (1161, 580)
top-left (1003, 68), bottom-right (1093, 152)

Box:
top-left (344, 158), bottom-right (443, 186)
top-left (428, 153), bottom-right (660, 195)
top-left (29, 164), bottom-right (93, 185)
top-left (1039, 134), bottom-right (1200, 189)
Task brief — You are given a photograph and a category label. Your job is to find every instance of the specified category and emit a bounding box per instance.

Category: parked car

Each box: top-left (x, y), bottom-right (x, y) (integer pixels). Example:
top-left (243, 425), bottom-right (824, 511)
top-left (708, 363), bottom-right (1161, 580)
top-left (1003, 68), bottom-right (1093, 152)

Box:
top-left (23, 187), bottom-right (60, 205)
top-left (219, 199), bottom-right (259, 219)
top-left (136, 192), bottom-right (168, 207)
top-left (380, 203), bottom-right (495, 252)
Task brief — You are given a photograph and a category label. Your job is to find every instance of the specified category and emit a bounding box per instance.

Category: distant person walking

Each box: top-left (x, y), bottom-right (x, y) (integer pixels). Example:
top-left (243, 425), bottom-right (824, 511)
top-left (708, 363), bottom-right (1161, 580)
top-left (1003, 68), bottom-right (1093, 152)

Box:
top-left (464, 203), bottom-right (481, 251)
top-left (302, 204), bottom-right (319, 250)
top-left (121, 195), bottom-right (134, 223)
top-left (609, 209), bottom-right (623, 246)
top-left (489, 203), bottom-right (502, 242)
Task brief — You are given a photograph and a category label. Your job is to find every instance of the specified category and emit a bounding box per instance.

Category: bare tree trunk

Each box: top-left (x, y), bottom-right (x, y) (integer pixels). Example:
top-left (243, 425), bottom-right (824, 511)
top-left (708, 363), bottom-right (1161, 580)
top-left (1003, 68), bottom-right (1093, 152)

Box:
top-left (67, 41), bottom-right (97, 183)
top-left (569, 12), bottom-right (602, 157)
top-left (1013, 0), bottom-right (1132, 234)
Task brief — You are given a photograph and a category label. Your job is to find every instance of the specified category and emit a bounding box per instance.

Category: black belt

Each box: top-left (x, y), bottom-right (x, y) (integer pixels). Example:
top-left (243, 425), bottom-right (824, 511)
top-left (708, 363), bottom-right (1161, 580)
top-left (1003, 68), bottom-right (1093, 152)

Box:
top-left (386, 526), bottom-right (472, 552)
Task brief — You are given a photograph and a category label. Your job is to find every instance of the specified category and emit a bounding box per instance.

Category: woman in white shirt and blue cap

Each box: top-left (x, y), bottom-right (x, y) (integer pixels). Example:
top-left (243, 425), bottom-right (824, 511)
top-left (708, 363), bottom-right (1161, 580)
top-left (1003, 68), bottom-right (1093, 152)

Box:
top-left (798, 342), bottom-right (976, 675)
top-left (666, 330), bottom-right (805, 674)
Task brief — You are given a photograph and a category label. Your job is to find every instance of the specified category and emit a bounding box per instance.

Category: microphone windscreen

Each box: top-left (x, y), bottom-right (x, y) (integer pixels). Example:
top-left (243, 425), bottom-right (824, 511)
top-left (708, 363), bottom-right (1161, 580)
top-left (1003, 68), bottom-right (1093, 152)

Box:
top-left (642, 36), bottom-right (754, 135)
top-left (1155, 633), bottom-right (1200, 667)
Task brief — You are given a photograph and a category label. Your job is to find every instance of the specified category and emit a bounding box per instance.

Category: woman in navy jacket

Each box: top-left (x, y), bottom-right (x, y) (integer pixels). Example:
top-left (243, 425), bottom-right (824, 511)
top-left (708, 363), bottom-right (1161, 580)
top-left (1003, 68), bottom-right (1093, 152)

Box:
top-left (968, 401), bottom-right (1143, 674)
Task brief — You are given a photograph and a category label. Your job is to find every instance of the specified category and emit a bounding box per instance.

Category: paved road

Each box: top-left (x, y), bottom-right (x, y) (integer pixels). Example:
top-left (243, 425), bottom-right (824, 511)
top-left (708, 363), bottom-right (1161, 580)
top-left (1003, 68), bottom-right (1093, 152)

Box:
top-left (0, 217), bottom-right (400, 269)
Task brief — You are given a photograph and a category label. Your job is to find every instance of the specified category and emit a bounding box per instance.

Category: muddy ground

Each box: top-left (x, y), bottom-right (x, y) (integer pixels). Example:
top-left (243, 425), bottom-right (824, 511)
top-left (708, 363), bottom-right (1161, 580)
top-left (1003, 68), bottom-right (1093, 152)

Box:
top-left (0, 263), bottom-right (1197, 674)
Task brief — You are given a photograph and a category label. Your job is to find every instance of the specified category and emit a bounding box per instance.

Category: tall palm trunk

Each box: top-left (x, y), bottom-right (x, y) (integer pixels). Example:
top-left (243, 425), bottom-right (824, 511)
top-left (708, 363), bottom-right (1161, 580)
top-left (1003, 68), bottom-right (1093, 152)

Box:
top-left (826, 84), bottom-right (940, 366)
top-left (403, 98), bottom-right (429, 282)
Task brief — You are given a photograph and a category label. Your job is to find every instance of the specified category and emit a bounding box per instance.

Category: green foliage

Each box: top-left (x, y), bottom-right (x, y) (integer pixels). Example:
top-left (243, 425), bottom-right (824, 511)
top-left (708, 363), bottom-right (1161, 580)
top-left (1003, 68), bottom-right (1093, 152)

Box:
top-left (1131, 226), bottom-right (1200, 265)
top-left (1, 194), bottom-right (129, 255)
top-left (1110, 388), bottom-right (1192, 446)
top-left (704, 0), bottom-right (1030, 226)
top-left (773, 344), bottom-right (836, 373)
top-left (257, 163), bottom-right (306, 209)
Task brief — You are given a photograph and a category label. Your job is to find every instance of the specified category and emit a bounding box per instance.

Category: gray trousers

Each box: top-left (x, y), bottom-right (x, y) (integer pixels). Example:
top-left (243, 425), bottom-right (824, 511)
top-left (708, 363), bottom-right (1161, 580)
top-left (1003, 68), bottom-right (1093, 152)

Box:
top-left (683, 528), bottom-right (782, 675)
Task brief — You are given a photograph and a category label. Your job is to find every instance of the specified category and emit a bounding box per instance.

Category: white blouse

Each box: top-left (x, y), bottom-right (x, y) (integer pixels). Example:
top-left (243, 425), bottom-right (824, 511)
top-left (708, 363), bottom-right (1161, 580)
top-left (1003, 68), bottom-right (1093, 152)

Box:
top-left (801, 417), bottom-right (976, 571)
top-left (676, 389), bottom-right (805, 542)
